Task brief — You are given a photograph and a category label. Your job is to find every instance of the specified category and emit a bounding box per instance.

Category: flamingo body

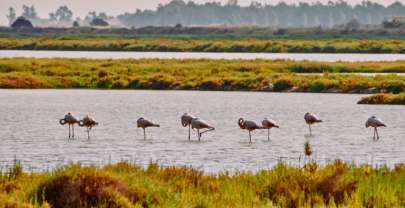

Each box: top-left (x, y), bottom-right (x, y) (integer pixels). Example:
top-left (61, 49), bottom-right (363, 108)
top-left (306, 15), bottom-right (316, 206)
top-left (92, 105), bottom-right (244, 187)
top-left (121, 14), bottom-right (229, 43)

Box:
top-left (137, 117), bottom-right (160, 139)
top-left (366, 116), bottom-right (386, 140)
top-left (238, 118), bottom-right (263, 143)
top-left (59, 112), bottom-right (78, 138)
top-left (262, 118), bottom-right (279, 141)
top-left (78, 115), bottom-right (98, 139)
top-left (304, 112), bottom-right (322, 136)
top-left (191, 118), bottom-right (215, 141)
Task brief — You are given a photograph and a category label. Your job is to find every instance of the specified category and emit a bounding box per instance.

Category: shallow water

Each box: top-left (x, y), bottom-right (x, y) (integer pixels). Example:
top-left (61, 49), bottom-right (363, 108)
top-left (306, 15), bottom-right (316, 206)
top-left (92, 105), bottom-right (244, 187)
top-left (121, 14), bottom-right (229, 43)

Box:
top-left (0, 90), bottom-right (404, 172)
top-left (1, 50), bottom-right (405, 62)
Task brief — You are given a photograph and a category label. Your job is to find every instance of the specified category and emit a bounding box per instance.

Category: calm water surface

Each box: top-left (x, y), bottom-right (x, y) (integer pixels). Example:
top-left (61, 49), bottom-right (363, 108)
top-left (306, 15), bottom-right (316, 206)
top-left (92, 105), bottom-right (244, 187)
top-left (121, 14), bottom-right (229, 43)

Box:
top-left (0, 90), bottom-right (404, 172)
top-left (1, 50), bottom-right (405, 62)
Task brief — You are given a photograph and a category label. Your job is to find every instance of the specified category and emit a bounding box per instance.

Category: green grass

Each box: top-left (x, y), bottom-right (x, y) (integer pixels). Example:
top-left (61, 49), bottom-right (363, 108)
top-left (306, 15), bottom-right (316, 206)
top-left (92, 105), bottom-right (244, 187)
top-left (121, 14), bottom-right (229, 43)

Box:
top-left (2, 58), bottom-right (405, 95)
top-left (1, 160), bottom-right (404, 207)
top-left (1, 37), bottom-right (405, 53)
top-left (358, 93), bottom-right (405, 105)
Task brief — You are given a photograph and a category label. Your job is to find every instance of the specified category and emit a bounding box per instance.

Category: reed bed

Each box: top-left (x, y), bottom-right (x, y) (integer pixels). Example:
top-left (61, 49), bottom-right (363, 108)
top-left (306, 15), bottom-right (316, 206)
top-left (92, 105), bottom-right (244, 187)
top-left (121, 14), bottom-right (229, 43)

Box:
top-left (0, 160), bottom-right (404, 207)
top-left (1, 58), bottom-right (405, 95)
top-left (0, 37), bottom-right (404, 53)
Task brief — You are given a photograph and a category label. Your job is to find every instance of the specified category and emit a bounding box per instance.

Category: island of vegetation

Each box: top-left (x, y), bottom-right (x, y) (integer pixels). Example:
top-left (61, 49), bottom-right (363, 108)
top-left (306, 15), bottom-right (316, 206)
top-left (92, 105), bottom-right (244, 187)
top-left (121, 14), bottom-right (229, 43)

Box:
top-left (1, 160), bottom-right (404, 207)
top-left (358, 93), bottom-right (405, 105)
top-left (0, 37), bottom-right (404, 53)
top-left (1, 58), bottom-right (405, 93)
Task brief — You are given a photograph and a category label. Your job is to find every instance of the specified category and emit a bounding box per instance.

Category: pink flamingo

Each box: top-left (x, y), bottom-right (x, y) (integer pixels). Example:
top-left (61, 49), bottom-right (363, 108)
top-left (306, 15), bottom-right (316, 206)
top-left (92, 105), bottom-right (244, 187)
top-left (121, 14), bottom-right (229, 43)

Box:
top-left (137, 117), bottom-right (160, 140)
top-left (262, 118), bottom-right (279, 141)
top-left (59, 112), bottom-right (78, 139)
top-left (238, 118), bottom-right (263, 143)
top-left (366, 116), bottom-right (386, 140)
top-left (191, 118), bottom-right (215, 141)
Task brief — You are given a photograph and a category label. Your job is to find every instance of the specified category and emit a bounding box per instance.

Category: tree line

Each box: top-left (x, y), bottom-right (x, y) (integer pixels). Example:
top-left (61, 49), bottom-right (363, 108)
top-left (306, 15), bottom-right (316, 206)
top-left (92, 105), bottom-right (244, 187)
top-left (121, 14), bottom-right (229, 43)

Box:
top-left (6, 0), bottom-right (405, 28)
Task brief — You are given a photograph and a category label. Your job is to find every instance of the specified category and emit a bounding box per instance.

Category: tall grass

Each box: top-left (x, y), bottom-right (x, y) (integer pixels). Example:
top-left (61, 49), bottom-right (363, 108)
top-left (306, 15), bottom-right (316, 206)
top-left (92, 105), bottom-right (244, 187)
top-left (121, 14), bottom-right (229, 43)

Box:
top-left (1, 58), bottom-right (405, 95)
top-left (0, 37), bottom-right (404, 53)
top-left (0, 161), bottom-right (404, 207)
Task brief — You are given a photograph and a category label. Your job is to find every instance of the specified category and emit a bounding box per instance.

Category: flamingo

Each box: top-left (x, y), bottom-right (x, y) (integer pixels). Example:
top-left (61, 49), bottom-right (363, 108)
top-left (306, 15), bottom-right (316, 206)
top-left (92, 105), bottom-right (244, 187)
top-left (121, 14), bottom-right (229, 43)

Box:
top-left (78, 115), bottom-right (98, 139)
top-left (262, 118), bottom-right (279, 141)
top-left (366, 116), bottom-right (386, 140)
top-left (191, 118), bottom-right (215, 141)
top-left (181, 113), bottom-right (196, 140)
top-left (137, 117), bottom-right (160, 140)
top-left (304, 112), bottom-right (322, 136)
top-left (238, 118), bottom-right (263, 143)
top-left (59, 112), bottom-right (78, 139)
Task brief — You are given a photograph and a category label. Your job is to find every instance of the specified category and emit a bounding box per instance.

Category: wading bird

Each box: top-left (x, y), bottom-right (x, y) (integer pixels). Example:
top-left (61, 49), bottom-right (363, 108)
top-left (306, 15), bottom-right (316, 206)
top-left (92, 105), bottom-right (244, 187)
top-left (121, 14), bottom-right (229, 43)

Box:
top-left (304, 112), bottom-right (322, 136)
top-left (238, 118), bottom-right (263, 143)
top-left (262, 118), bottom-right (279, 141)
top-left (181, 113), bottom-right (196, 140)
top-left (78, 115), bottom-right (98, 139)
top-left (366, 116), bottom-right (386, 140)
top-left (137, 117), bottom-right (160, 140)
top-left (59, 112), bottom-right (78, 139)
top-left (191, 118), bottom-right (215, 141)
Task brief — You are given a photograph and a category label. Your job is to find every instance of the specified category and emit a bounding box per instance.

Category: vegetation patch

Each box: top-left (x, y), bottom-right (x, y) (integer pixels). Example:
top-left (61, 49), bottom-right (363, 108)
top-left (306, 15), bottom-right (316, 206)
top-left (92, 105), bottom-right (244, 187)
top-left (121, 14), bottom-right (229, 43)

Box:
top-left (1, 58), bottom-right (405, 94)
top-left (358, 93), bottom-right (405, 105)
top-left (1, 37), bottom-right (405, 53)
top-left (0, 161), bottom-right (404, 207)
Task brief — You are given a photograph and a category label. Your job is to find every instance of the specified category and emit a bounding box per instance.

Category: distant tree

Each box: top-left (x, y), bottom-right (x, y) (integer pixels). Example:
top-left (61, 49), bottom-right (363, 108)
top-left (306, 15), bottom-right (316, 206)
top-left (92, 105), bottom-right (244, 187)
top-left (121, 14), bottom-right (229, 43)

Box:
top-left (6, 7), bottom-right (16, 25)
top-left (49, 13), bottom-right (56, 21)
top-left (382, 19), bottom-right (402, 28)
top-left (116, 1), bottom-right (405, 28)
top-left (86, 11), bottom-right (97, 21)
top-left (227, 0), bottom-right (238, 6)
top-left (90, 18), bottom-right (109, 27)
top-left (49, 6), bottom-right (73, 22)
top-left (85, 11), bottom-right (113, 22)
top-left (73, 21), bottom-right (80, 27)
top-left (345, 19), bottom-right (361, 31)
top-left (21, 5), bottom-right (38, 19)
top-left (97, 12), bottom-right (109, 20)
top-left (11, 16), bottom-right (34, 29)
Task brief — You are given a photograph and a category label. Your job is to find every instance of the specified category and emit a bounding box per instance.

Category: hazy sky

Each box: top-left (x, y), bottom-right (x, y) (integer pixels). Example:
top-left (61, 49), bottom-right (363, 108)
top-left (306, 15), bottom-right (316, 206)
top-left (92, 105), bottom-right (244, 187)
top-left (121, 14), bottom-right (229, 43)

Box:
top-left (1, 0), bottom-right (403, 25)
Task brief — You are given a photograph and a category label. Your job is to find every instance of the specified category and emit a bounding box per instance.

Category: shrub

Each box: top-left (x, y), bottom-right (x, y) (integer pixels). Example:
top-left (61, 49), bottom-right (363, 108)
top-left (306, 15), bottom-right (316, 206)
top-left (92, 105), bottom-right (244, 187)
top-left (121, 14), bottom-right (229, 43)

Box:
top-left (273, 78), bottom-right (294, 91)
top-left (36, 166), bottom-right (135, 208)
top-left (0, 75), bottom-right (46, 88)
top-left (359, 93), bottom-right (389, 104)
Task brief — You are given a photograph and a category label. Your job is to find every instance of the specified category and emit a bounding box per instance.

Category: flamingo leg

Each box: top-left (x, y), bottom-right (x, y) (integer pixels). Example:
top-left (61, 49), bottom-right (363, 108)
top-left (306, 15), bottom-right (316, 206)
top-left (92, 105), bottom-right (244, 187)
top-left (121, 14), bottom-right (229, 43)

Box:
top-left (197, 129), bottom-right (200, 141)
top-left (68, 124), bottom-right (71, 138)
top-left (308, 124), bottom-right (312, 136)
top-left (72, 125), bottom-right (75, 138)
top-left (373, 128), bottom-right (376, 140)
top-left (87, 127), bottom-right (90, 140)
top-left (249, 131), bottom-right (252, 143)
top-left (143, 128), bottom-right (146, 140)
top-left (188, 125), bottom-right (191, 140)
top-left (376, 128), bottom-right (380, 140)
top-left (200, 128), bottom-right (214, 135)
top-left (268, 129), bottom-right (270, 141)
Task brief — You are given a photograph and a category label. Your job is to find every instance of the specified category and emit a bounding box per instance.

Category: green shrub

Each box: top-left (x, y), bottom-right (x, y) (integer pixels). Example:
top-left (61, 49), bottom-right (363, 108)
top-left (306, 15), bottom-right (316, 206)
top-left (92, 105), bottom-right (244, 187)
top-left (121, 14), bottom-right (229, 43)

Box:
top-left (273, 78), bottom-right (294, 91)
